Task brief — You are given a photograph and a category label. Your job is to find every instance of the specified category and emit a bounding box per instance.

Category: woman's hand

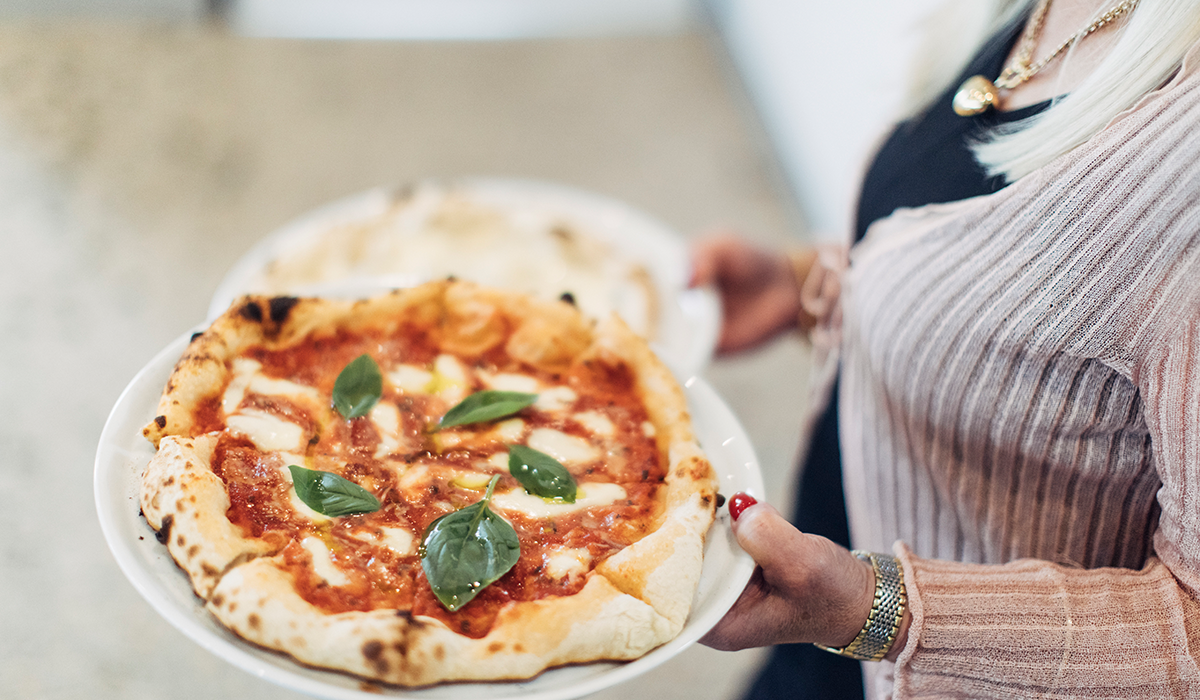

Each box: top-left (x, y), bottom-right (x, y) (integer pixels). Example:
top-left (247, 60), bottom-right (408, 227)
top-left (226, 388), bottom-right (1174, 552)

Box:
top-left (689, 232), bottom-right (846, 355)
top-left (688, 233), bottom-right (807, 355)
top-left (699, 499), bottom-right (881, 653)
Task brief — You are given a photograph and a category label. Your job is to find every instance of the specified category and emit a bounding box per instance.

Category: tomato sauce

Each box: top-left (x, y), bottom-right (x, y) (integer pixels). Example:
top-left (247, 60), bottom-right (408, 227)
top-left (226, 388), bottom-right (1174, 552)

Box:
top-left (210, 325), bottom-right (666, 639)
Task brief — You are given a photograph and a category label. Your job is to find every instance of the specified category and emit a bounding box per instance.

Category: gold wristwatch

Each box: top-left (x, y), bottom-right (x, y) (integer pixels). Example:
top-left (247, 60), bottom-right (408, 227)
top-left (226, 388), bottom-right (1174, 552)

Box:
top-left (815, 550), bottom-right (907, 662)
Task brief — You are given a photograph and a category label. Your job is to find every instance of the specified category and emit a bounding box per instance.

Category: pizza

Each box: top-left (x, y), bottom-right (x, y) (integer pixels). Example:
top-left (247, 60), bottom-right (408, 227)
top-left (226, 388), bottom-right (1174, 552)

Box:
top-left (235, 182), bottom-right (660, 341)
top-left (139, 279), bottom-right (717, 687)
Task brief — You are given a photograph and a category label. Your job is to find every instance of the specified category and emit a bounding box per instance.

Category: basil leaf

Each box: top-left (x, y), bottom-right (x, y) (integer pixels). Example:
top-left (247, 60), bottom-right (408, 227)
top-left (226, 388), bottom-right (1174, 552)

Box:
top-left (332, 354), bottom-right (382, 419)
top-left (288, 465), bottom-right (381, 517)
top-left (420, 475), bottom-right (520, 612)
top-left (507, 444), bottom-right (577, 503)
top-left (437, 390), bottom-right (537, 430)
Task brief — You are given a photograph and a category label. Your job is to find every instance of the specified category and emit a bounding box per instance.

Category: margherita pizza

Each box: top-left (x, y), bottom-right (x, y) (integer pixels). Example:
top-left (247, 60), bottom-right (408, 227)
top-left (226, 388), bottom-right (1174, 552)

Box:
top-left (139, 279), bottom-right (717, 686)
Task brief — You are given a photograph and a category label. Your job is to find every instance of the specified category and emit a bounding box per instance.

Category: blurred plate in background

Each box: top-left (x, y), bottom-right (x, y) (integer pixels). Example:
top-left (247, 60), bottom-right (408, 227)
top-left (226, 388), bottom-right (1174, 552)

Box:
top-left (208, 178), bottom-right (720, 376)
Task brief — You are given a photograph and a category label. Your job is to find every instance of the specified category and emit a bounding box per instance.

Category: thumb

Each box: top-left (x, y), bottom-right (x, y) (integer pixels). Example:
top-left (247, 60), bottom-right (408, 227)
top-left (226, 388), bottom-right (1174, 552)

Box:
top-left (732, 502), bottom-right (804, 576)
top-left (733, 500), bottom-right (876, 641)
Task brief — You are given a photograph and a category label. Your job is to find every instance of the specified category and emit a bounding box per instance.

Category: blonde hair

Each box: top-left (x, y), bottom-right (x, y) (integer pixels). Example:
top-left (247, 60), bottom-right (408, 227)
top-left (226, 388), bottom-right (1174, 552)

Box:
top-left (908, 0), bottom-right (1200, 183)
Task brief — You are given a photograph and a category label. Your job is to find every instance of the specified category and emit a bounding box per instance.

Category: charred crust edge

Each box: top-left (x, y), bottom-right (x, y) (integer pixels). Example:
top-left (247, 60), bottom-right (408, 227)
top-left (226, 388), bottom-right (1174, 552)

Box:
top-left (155, 514), bottom-right (174, 545)
top-left (268, 296), bottom-right (300, 324)
top-left (239, 300), bottom-right (264, 322)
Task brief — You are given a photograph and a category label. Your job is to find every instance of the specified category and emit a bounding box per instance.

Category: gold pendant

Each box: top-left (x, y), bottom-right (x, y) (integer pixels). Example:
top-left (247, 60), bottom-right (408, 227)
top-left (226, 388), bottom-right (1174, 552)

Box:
top-left (952, 75), bottom-right (999, 116)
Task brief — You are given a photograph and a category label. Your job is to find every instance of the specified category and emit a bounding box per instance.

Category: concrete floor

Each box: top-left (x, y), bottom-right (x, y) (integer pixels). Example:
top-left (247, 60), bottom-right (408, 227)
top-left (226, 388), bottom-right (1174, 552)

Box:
top-left (0, 21), bottom-right (813, 700)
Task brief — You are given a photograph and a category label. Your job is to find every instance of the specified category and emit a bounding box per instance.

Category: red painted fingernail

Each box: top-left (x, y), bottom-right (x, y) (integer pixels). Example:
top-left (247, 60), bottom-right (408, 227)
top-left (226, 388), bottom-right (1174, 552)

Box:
top-left (728, 492), bottom-right (757, 521)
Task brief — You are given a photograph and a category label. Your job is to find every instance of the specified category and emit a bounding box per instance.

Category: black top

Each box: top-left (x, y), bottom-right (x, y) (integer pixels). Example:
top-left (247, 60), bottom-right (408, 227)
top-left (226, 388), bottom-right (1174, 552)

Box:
top-left (744, 13), bottom-right (1059, 700)
top-left (853, 13), bottom-right (1050, 242)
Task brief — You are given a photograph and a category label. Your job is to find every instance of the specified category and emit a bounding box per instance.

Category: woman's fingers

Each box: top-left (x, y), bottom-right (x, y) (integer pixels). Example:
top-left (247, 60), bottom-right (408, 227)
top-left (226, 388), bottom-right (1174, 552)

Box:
top-left (688, 234), bottom-right (807, 353)
top-left (687, 231), bottom-right (746, 288)
top-left (700, 500), bottom-right (877, 652)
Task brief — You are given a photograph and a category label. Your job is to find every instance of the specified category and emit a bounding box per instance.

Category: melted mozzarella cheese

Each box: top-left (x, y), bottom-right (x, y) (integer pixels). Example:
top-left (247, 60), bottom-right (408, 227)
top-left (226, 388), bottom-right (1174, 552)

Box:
top-left (450, 470), bottom-right (493, 490)
top-left (248, 374), bottom-right (320, 402)
top-left (543, 546), bottom-right (592, 580)
top-left (370, 402), bottom-right (403, 458)
top-left (432, 431), bottom-right (464, 451)
top-left (380, 527), bottom-right (416, 556)
top-left (642, 421), bottom-right (657, 438)
top-left (431, 354), bottom-right (469, 402)
top-left (226, 409), bottom-right (306, 452)
top-left (492, 482), bottom-right (626, 518)
top-left (387, 364), bottom-right (434, 393)
top-left (527, 428), bottom-right (598, 465)
top-left (574, 411), bottom-right (615, 437)
top-left (493, 418), bottom-right (526, 443)
top-left (222, 358), bottom-right (259, 414)
top-left (358, 526), bottom-right (417, 556)
top-left (223, 358), bottom-right (320, 415)
top-left (398, 464), bottom-right (431, 492)
top-left (301, 537), bottom-right (350, 587)
top-left (535, 386), bottom-right (577, 412)
top-left (485, 372), bottom-right (539, 394)
top-left (485, 452), bottom-right (509, 471)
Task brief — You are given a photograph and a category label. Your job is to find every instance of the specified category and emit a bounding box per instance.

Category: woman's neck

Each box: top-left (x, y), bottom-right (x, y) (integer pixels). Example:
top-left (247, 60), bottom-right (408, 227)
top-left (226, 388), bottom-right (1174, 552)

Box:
top-left (999, 0), bottom-right (1131, 110)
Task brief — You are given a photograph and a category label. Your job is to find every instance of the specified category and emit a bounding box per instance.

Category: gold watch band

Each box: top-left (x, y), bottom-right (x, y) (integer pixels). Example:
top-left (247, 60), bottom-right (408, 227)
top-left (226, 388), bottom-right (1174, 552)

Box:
top-left (815, 550), bottom-right (907, 662)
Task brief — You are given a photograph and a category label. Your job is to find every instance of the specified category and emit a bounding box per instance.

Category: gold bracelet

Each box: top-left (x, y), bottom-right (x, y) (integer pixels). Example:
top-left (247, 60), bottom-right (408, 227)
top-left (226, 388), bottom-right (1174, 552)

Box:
top-left (815, 550), bottom-right (907, 662)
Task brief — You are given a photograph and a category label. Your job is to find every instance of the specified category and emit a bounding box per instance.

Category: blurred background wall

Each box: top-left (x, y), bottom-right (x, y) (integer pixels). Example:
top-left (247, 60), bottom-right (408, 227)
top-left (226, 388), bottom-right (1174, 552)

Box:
top-left (0, 0), bottom-right (945, 237)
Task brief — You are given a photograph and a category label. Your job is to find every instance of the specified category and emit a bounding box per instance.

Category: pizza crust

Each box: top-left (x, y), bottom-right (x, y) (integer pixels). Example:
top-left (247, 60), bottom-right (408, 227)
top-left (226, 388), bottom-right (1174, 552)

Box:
top-left (209, 556), bottom-right (676, 686)
top-left (139, 279), bottom-right (717, 686)
top-left (140, 434), bottom-right (278, 598)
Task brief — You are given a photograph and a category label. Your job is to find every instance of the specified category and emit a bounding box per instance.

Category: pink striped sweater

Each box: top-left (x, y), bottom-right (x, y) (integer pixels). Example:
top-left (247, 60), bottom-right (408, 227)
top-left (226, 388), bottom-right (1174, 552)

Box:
top-left (837, 43), bottom-right (1200, 698)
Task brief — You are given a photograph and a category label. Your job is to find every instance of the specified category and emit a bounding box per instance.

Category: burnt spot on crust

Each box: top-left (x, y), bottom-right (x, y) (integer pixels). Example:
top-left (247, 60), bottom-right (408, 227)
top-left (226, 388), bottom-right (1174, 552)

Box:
top-left (433, 645), bottom-right (445, 661)
top-left (155, 514), bottom-right (174, 544)
top-left (715, 493), bottom-right (726, 508)
top-left (175, 533), bottom-right (187, 547)
top-left (676, 456), bottom-right (713, 483)
top-left (201, 563), bottom-right (220, 578)
top-left (362, 640), bottom-right (389, 675)
top-left (154, 415), bottom-right (167, 429)
top-left (487, 642), bottom-right (504, 654)
top-left (187, 545), bottom-right (200, 559)
top-left (239, 300), bottom-right (264, 322)
top-left (559, 291), bottom-right (577, 306)
top-left (248, 613), bottom-right (261, 631)
top-left (210, 593), bottom-right (225, 608)
top-left (189, 331), bottom-right (204, 343)
top-left (268, 296), bottom-right (300, 324)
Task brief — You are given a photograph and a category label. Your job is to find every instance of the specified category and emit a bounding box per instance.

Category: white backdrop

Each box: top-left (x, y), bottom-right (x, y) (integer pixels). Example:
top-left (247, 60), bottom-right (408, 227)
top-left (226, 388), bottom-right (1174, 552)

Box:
top-left (709, 0), bottom-right (947, 238)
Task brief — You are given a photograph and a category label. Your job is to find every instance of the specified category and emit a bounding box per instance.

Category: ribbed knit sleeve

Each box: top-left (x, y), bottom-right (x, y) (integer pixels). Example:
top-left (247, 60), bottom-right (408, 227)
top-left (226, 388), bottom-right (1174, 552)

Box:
top-left (837, 43), bottom-right (1200, 699)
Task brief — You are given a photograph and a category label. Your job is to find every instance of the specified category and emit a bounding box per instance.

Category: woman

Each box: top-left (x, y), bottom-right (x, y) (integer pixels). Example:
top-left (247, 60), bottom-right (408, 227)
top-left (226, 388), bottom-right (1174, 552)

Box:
top-left (694, 0), bottom-right (1200, 697)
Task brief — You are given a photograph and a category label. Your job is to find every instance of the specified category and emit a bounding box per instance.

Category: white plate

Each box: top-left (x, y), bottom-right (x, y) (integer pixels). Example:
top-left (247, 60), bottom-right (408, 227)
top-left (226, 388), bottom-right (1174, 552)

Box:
top-left (95, 331), bottom-right (763, 700)
top-left (207, 179), bottom-right (720, 377)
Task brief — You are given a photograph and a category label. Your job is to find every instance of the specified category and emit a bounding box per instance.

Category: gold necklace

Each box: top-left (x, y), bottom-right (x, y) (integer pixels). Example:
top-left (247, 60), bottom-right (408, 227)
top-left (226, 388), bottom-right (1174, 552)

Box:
top-left (952, 0), bottom-right (1138, 116)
